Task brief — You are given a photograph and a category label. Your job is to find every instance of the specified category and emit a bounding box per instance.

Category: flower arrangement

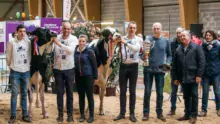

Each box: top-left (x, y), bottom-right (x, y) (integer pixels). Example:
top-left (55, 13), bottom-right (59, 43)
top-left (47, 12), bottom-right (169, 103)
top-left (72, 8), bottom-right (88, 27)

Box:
top-left (71, 21), bottom-right (101, 41)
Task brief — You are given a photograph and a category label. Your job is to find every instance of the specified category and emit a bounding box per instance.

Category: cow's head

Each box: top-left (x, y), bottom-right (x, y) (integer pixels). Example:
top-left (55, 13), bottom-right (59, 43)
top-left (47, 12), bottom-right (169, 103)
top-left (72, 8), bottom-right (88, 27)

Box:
top-left (102, 26), bottom-right (121, 43)
top-left (31, 27), bottom-right (57, 46)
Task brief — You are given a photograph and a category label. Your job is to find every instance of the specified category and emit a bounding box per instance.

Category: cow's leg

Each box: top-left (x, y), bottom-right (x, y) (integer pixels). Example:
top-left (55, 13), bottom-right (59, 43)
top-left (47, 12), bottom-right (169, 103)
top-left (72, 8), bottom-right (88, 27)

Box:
top-left (99, 80), bottom-right (106, 116)
top-left (39, 82), bottom-right (48, 118)
top-left (28, 83), bottom-right (33, 118)
top-left (35, 80), bottom-right (40, 108)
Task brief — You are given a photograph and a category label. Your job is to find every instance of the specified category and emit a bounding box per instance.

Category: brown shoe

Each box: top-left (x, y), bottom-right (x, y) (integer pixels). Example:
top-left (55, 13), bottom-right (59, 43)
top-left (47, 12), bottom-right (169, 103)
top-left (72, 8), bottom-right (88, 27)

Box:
top-left (177, 116), bottom-right (190, 121)
top-left (217, 109), bottom-right (220, 117)
top-left (189, 117), bottom-right (197, 124)
top-left (198, 111), bottom-right (207, 117)
top-left (167, 110), bottom-right (175, 115)
top-left (157, 114), bottom-right (166, 122)
top-left (142, 113), bottom-right (149, 121)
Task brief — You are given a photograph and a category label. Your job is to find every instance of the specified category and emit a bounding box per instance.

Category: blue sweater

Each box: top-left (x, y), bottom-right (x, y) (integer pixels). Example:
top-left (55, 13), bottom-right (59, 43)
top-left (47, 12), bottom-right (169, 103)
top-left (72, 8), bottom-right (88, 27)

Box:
top-left (144, 36), bottom-right (172, 73)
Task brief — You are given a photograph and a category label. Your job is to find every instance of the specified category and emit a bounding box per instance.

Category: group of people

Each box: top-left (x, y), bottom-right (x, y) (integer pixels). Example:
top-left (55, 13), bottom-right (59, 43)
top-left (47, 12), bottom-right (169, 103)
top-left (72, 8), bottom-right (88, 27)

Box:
top-left (6, 22), bottom-right (97, 123)
top-left (5, 20), bottom-right (220, 124)
top-left (113, 22), bottom-right (220, 124)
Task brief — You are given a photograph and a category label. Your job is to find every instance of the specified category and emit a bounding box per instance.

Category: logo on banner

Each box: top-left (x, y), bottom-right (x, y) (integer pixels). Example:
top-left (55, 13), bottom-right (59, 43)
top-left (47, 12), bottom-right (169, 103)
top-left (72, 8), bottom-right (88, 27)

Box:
top-left (63, 0), bottom-right (71, 21)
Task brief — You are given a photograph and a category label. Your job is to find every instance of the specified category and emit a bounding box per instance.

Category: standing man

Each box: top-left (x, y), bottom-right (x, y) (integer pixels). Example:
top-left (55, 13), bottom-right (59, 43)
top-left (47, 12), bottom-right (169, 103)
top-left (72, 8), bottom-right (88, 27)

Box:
top-left (142, 22), bottom-right (172, 122)
top-left (114, 21), bottom-right (141, 122)
top-left (6, 24), bottom-right (31, 123)
top-left (173, 30), bottom-right (205, 124)
top-left (53, 22), bottom-right (78, 123)
top-left (167, 27), bottom-right (184, 115)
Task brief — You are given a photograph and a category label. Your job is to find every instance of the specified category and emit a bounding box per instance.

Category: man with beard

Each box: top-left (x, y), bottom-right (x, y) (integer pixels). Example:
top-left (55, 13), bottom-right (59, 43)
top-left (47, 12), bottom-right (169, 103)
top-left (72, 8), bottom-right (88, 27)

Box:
top-left (173, 30), bottom-right (205, 124)
top-left (167, 27), bottom-right (184, 115)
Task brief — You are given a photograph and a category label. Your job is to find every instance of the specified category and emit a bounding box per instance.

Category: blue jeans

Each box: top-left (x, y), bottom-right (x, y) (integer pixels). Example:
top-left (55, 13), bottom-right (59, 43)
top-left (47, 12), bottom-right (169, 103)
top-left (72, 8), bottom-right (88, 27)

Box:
top-left (170, 78), bottom-right (179, 111)
top-left (143, 72), bottom-right (165, 115)
top-left (202, 75), bottom-right (220, 112)
top-left (10, 70), bottom-right (30, 117)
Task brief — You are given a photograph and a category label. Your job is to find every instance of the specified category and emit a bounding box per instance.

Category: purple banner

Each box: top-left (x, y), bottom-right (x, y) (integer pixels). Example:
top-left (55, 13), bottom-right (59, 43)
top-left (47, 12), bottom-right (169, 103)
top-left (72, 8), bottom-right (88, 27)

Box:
top-left (40, 18), bottom-right (62, 34)
top-left (0, 42), bottom-right (4, 53)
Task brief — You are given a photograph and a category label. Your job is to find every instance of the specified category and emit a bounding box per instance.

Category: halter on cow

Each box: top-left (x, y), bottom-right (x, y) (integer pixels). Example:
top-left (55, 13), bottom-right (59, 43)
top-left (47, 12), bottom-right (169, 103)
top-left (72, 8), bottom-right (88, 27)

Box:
top-left (88, 26), bottom-right (121, 115)
top-left (28, 27), bottom-right (57, 118)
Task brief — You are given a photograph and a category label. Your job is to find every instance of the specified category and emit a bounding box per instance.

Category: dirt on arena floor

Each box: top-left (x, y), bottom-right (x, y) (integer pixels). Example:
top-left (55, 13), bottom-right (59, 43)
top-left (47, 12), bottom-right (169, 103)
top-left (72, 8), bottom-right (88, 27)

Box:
top-left (0, 90), bottom-right (219, 124)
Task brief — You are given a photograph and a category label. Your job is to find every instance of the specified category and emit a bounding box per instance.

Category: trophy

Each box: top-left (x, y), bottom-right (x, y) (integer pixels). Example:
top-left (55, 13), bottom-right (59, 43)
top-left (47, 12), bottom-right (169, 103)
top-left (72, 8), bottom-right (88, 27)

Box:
top-left (142, 36), bottom-right (152, 66)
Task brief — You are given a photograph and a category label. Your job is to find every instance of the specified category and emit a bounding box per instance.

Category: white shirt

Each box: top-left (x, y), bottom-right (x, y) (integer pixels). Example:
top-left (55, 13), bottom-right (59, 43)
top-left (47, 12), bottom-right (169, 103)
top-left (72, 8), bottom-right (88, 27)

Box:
top-left (6, 38), bottom-right (31, 72)
top-left (121, 35), bottom-right (141, 64)
top-left (53, 34), bottom-right (78, 70)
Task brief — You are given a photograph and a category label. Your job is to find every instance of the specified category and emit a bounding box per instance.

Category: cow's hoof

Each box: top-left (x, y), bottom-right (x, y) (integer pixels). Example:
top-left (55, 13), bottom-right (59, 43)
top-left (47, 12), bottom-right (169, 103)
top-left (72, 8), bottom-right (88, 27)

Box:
top-left (28, 112), bottom-right (32, 118)
top-left (99, 112), bottom-right (105, 116)
top-left (43, 113), bottom-right (49, 119)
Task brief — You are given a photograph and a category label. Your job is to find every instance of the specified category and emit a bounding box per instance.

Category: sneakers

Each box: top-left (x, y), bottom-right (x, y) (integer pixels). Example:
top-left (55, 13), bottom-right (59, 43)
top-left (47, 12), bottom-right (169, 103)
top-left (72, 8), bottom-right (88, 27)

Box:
top-left (198, 111), bottom-right (207, 117)
top-left (8, 116), bottom-right (16, 124)
top-left (22, 115), bottom-right (32, 123)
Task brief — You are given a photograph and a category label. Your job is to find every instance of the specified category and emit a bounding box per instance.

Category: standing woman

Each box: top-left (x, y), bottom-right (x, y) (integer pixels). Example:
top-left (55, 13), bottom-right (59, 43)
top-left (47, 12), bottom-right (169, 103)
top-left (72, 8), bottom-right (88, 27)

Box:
top-left (74, 34), bottom-right (98, 123)
top-left (199, 30), bottom-right (220, 117)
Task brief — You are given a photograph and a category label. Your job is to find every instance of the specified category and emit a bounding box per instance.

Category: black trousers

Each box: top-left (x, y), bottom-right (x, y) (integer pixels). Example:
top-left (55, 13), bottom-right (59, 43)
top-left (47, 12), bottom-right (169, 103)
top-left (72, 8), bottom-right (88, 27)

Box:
top-left (75, 75), bottom-right (94, 117)
top-left (182, 83), bottom-right (198, 118)
top-left (119, 63), bottom-right (138, 115)
top-left (53, 68), bottom-right (75, 116)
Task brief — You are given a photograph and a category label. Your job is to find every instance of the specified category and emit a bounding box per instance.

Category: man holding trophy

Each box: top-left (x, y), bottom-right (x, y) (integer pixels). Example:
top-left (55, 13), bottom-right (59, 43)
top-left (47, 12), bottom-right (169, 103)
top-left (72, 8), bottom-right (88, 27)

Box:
top-left (142, 22), bottom-right (172, 122)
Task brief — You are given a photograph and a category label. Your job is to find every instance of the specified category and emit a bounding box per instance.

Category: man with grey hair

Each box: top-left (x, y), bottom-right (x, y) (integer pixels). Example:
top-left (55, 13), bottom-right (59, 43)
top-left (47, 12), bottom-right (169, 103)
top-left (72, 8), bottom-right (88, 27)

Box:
top-left (53, 22), bottom-right (78, 123)
top-left (142, 22), bottom-right (172, 122)
top-left (167, 27), bottom-right (184, 115)
top-left (172, 30), bottom-right (205, 123)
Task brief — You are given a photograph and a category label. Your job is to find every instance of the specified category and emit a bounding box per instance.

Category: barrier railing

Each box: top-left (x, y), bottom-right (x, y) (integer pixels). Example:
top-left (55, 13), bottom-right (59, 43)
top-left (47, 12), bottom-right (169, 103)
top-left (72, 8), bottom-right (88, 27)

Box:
top-left (0, 57), bottom-right (10, 93)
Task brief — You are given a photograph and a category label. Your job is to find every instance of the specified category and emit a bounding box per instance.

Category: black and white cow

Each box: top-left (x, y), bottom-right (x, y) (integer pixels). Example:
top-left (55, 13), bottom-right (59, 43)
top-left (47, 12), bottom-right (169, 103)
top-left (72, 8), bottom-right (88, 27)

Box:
top-left (88, 27), bottom-right (121, 115)
top-left (28, 27), bottom-right (56, 118)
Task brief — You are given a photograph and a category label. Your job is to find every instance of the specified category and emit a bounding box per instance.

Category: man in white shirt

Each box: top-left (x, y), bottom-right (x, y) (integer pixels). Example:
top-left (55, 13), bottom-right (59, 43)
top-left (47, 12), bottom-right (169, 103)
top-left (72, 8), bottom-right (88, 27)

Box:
top-left (6, 24), bottom-right (31, 123)
top-left (114, 21), bottom-right (140, 122)
top-left (53, 22), bottom-right (78, 123)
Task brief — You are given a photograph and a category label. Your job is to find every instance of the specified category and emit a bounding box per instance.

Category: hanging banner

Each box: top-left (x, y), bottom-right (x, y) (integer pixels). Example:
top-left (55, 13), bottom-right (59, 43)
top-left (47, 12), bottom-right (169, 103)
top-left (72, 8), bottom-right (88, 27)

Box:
top-left (63, 0), bottom-right (71, 21)
top-left (40, 18), bottom-right (62, 34)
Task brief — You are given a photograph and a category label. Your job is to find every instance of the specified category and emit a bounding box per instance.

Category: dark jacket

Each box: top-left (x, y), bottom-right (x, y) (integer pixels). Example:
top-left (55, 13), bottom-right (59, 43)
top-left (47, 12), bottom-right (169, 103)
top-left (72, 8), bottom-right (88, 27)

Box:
top-left (172, 42), bottom-right (205, 83)
top-left (202, 40), bottom-right (220, 77)
top-left (171, 38), bottom-right (181, 63)
top-left (74, 45), bottom-right (98, 79)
